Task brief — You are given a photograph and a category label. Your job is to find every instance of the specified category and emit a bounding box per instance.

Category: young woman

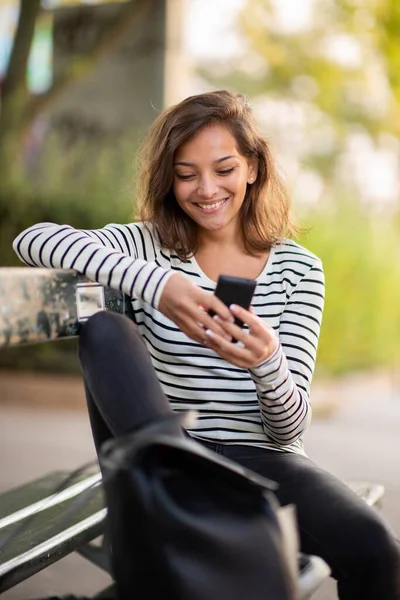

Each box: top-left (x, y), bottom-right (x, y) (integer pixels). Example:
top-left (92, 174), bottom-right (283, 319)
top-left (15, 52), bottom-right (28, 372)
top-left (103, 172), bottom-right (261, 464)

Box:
top-left (14, 90), bottom-right (400, 598)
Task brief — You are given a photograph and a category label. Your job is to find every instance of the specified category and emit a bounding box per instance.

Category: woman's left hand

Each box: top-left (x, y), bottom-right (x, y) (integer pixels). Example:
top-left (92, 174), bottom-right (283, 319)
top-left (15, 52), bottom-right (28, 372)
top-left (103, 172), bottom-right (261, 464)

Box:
top-left (205, 304), bottom-right (279, 369)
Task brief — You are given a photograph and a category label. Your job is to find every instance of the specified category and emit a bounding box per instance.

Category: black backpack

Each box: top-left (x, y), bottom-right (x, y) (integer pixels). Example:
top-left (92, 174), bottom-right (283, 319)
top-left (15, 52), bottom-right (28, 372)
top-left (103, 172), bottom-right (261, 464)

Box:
top-left (99, 414), bottom-right (299, 600)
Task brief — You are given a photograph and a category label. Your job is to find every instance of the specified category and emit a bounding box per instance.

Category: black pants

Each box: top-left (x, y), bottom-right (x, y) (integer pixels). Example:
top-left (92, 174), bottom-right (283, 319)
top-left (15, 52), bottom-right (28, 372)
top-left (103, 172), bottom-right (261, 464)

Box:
top-left (79, 311), bottom-right (400, 600)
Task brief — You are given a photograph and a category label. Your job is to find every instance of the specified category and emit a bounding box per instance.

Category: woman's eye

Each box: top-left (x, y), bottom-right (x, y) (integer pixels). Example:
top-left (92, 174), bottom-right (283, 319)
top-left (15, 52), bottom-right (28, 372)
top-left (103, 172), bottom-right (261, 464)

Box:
top-left (176, 173), bottom-right (195, 181)
top-left (217, 167), bottom-right (235, 176)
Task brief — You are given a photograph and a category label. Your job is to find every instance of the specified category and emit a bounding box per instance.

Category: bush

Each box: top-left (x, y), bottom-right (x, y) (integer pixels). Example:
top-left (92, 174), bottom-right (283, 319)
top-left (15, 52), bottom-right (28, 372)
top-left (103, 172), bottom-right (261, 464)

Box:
top-left (0, 131), bottom-right (139, 267)
top-left (299, 202), bottom-right (400, 375)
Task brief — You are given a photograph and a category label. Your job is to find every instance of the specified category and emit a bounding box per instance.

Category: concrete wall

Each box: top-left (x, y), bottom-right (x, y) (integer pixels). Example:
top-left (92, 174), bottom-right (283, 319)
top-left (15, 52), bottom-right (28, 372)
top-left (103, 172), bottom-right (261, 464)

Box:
top-left (51, 0), bottom-right (185, 137)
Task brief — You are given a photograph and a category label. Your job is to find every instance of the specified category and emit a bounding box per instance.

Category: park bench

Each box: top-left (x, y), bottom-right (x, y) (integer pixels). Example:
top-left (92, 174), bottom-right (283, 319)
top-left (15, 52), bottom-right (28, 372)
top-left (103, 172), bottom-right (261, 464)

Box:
top-left (0, 267), bottom-right (385, 599)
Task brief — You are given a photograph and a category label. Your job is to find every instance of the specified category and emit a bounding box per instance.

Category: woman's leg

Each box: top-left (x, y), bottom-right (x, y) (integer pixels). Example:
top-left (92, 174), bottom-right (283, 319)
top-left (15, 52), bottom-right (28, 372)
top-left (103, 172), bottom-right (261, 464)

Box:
top-left (78, 312), bottom-right (400, 598)
top-left (78, 311), bottom-right (181, 596)
top-left (78, 310), bottom-right (175, 452)
top-left (221, 445), bottom-right (400, 600)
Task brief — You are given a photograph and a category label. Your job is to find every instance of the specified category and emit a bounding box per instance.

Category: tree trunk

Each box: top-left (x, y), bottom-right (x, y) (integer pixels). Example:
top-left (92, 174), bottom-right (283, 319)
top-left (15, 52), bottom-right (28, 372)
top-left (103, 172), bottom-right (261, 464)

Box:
top-left (0, 0), bottom-right (41, 187)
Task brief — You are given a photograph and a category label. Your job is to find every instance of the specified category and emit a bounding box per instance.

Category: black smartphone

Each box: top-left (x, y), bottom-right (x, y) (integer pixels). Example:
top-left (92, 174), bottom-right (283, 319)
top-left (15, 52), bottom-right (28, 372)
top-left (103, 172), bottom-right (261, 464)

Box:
top-left (208, 275), bottom-right (257, 339)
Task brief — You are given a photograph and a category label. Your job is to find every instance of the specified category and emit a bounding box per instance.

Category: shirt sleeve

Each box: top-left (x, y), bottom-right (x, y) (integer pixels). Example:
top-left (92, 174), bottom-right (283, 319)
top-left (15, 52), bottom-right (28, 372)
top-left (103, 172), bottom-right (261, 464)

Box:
top-left (249, 260), bottom-right (325, 445)
top-left (13, 222), bottom-right (174, 309)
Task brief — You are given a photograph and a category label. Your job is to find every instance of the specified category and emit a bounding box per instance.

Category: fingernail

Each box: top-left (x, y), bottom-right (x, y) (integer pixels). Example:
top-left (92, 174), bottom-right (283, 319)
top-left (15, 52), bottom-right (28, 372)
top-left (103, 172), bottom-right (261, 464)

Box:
top-left (229, 304), bottom-right (238, 312)
top-left (205, 329), bottom-right (214, 337)
top-left (213, 315), bottom-right (221, 322)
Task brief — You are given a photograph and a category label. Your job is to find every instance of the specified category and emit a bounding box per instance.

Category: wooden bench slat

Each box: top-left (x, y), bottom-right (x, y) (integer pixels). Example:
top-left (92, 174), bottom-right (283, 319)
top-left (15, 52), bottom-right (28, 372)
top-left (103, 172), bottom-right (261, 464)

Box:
top-left (0, 472), bottom-right (69, 523)
top-left (0, 475), bottom-right (105, 593)
top-left (0, 471), bottom-right (102, 529)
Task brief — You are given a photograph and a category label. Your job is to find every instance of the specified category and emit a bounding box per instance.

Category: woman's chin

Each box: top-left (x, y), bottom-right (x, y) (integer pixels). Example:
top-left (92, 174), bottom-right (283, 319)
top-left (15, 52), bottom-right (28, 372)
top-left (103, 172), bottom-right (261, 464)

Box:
top-left (197, 217), bottom-right (226, 231)
top-left (196, 215), bottom-right (239, 236)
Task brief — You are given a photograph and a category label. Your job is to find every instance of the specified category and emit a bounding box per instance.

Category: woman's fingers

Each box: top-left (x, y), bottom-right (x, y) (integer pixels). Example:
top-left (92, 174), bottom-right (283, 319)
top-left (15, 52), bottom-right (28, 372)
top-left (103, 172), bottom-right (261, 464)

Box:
top-left (206, 326), bottom-right (263, 358)
top-left (176, 299), bottom-right (231, 344)
top-left (204, 331), bottom-right (255, 368)
top-left (212, 312), bottom-right (266, 347)
top-left (229, 304), bottom-right (267, 334)
top-left (195, 307), bottom-right (232, 341)
top-left (188, 288), bottom-right (234, 340)
top-left (200, 293), bottom-right (234, 323)
top-left (207, 305), bottom-right (278, 367)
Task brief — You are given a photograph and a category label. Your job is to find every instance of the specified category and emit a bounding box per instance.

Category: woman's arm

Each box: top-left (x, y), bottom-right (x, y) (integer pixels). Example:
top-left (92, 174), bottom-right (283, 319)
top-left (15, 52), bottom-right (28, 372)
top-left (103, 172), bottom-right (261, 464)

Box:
top-left (204, 260), bottom-right (324, 446)
top-left (13, 222), bottom-right (174, 308)
top-left (249, 261), bottom-right (325, 445)
top-left (13, 222), bottom-right (234, 339)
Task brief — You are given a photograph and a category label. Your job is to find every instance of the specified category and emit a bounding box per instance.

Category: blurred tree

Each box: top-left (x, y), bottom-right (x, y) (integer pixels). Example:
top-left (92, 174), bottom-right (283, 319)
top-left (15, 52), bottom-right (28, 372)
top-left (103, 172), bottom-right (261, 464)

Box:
top-left (0, 0), bottom-right (41, 183)
top-left (0, 0), bottom-right (151, 185)
top-left (198, 0), bottom-right (400, 201)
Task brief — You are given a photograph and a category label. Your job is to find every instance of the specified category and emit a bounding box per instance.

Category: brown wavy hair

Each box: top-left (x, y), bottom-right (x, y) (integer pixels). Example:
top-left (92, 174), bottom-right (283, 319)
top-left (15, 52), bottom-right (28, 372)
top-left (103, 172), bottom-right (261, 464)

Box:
top-left (136, 90), bottom-right (297, 259)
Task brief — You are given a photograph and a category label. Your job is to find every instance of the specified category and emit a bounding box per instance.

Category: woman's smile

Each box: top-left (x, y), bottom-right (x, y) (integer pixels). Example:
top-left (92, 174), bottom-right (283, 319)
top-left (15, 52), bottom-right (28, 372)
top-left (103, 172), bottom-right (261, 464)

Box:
top-left (195, 197), bottom-right (229, 212)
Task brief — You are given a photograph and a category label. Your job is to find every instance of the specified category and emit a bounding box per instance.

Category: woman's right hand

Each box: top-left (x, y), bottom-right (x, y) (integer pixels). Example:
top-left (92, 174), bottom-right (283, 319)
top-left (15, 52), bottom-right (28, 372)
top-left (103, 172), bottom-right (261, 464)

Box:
top-left (158, 273), bottom-right (234, 345)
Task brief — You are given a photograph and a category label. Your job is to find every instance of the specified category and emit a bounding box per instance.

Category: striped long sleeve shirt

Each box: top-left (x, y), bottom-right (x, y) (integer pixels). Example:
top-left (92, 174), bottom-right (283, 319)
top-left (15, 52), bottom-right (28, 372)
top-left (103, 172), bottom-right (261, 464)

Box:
top-left (13, 221), bottom-right (325, 456)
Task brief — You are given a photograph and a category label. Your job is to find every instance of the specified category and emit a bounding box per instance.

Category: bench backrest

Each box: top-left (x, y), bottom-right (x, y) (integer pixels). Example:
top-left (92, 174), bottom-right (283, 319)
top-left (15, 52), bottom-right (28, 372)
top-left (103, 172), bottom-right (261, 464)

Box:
top-left (0, 268), bottom-right (133, 349)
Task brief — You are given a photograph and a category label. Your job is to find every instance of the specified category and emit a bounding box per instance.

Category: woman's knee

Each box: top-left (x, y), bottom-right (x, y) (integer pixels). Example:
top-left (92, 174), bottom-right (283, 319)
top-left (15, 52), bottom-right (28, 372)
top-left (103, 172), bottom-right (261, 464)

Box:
top-left (349, 511), bottom-right (400, 572)
top-left (364, 518), bottom-right (400, 563)
top-left (78, 311), bottom-right (139, 358)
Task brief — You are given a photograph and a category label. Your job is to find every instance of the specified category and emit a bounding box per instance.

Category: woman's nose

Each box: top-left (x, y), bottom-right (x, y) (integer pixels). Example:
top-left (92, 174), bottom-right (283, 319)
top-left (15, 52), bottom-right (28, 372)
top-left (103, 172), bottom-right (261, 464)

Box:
top-left (198, 176), bottom-right (219, 198)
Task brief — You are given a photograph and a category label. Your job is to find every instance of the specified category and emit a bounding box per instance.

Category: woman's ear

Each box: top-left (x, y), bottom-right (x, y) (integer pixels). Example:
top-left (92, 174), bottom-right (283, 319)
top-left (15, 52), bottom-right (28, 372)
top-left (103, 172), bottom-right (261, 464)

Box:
top-left (247, 160), bottom-right (258, 184)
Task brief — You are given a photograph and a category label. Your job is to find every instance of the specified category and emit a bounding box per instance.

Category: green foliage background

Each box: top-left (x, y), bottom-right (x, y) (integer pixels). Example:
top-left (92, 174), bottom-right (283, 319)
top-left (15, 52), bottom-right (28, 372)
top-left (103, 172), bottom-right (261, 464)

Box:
top-left (299, 204), bottom-right (400, 376)
top-left (0, 133), bottom-right (138, 267)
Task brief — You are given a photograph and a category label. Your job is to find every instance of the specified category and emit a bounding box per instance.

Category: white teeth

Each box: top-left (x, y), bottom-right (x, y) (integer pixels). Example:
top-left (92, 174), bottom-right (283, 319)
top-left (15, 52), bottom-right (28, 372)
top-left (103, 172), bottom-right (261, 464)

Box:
top-left (197, 199), bottom-right (226, 210)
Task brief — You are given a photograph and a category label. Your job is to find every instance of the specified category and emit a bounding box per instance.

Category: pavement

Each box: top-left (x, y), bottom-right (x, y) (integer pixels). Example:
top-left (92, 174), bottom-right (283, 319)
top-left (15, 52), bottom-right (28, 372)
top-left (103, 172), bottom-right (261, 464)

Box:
top-left (0, 369), bottom-right (399, 599)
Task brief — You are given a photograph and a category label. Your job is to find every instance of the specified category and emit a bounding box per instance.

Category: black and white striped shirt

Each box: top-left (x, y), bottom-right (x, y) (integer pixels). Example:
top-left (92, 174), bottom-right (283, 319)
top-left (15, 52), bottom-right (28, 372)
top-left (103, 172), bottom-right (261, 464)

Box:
top-left (13, 221), bottom-right (325, 455)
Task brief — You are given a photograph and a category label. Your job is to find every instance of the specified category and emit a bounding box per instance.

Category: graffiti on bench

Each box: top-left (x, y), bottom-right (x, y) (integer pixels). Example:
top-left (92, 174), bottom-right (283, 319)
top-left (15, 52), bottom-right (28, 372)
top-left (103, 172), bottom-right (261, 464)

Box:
top-left (0, 268), bottom-right (126, 348)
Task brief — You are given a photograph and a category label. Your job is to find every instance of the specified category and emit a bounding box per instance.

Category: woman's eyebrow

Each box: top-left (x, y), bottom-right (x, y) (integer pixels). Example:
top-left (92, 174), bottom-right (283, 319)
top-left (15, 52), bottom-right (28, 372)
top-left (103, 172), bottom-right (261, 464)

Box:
top-left (174, 155), bottom-right (236, 167)
top-left (214, 155), bottom-right (236, 164)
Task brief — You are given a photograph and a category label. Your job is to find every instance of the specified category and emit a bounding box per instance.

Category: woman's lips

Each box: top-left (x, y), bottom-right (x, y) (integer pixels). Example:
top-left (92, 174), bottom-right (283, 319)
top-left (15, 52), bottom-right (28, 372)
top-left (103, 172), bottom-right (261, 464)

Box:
top-left (195, 198), bottom-right (229, 212)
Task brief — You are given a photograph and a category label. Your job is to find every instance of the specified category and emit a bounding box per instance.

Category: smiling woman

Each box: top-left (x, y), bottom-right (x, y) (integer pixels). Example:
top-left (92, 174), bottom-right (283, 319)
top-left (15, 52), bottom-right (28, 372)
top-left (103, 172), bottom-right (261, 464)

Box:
top-left (12, 90), bottom-right (400, 599)
top-left (171, 123), bottom-right (269, 282)
top-left (138, 90), bottom-right (295, 260)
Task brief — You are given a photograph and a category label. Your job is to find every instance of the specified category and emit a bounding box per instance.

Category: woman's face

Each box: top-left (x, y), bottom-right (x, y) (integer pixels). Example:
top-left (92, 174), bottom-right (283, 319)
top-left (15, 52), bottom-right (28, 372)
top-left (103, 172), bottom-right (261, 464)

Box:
top-left (172, 123), bottom-right (257, 238)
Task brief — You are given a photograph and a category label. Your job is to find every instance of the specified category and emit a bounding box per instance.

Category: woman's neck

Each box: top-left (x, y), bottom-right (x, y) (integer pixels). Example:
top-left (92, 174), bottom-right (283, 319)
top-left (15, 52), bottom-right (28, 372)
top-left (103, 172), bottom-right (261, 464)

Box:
top-left (194, 228), bottom-right (270, 282)
top-left (197, 223), bottom-right (242, 252)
